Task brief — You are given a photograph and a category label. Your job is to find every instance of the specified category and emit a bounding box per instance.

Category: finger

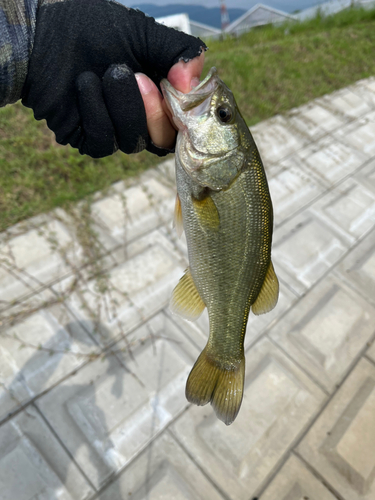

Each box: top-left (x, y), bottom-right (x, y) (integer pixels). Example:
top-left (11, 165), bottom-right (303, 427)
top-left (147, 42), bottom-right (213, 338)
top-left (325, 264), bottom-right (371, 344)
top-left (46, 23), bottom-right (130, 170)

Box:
top-left (135, 73), bottom-right (176, 149)
top-left (167, 52), bottom-right (205, 93)
top-left (102, 64), bottom-right (148, 154)
top-left (75, 72), bottom-right (115, 158)
top-left (130, 12), bottom-right (207, 78)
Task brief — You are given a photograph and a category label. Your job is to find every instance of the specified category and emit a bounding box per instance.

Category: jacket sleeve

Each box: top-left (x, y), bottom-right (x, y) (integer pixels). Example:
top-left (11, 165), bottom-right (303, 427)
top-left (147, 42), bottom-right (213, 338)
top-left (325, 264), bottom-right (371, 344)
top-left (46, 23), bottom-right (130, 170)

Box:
top-left (0, 0), bottom-right (38, 107)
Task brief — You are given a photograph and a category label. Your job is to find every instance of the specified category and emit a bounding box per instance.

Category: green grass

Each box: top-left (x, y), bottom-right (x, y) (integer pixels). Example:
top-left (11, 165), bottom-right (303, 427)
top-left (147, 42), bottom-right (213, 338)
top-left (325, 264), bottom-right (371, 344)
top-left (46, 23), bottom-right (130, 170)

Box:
top-left (0, 104), bottom-right (159, 231)
top-left (1, 5), bottom-right (375, 231)
top-left (204, 6), bottom-right (375, 126)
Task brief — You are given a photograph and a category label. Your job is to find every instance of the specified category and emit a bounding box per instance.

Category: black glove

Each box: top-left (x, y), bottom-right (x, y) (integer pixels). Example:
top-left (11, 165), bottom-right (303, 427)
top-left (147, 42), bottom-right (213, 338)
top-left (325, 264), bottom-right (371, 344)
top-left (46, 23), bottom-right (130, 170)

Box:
top-left (22, 0), bottom-right (206, 158)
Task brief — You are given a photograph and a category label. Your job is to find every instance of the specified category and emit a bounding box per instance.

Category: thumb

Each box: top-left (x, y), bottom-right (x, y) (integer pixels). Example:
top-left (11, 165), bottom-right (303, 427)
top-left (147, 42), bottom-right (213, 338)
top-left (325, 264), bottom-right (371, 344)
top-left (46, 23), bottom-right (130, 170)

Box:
top-left (167, 52), bottom-right (205, 94)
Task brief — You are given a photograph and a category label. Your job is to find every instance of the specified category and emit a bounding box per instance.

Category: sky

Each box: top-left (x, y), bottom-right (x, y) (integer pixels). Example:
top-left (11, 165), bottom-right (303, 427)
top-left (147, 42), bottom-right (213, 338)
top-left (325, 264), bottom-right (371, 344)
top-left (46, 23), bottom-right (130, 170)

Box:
top-left (125, 0), bottom-right (321, 12)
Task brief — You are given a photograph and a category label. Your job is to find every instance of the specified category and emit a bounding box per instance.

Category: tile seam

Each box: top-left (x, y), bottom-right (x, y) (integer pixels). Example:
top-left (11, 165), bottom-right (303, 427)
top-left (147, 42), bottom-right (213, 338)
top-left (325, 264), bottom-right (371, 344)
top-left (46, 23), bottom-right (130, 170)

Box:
top-left (32, 402), bottom-right (97, 494)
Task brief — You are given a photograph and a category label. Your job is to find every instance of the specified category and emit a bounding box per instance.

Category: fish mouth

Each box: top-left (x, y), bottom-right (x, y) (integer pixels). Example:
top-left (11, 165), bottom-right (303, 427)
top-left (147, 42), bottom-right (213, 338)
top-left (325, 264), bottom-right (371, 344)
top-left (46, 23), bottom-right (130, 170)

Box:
top-left (160, 67), bottom-right (219, 130)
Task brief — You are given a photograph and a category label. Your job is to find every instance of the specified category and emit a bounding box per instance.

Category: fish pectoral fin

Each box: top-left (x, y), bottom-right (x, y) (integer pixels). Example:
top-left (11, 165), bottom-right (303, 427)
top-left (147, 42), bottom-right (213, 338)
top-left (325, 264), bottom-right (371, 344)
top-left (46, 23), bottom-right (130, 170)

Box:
top-left (173, 194), bottom-right (184, 238)
top-left (170, 267), bottom-right (206, 321)
top-left (186, 348), bottom-right (245, 426)
top-left (252, 260), bottom-right (279, 315)
top-left (192, 194), bottom-right (220, 231)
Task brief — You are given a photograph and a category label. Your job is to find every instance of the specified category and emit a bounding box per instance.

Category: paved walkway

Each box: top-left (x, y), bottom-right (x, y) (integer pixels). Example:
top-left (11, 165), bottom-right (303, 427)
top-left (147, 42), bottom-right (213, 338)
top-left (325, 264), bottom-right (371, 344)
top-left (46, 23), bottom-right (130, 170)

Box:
top-left (1, 77), bottom-right (375, 500)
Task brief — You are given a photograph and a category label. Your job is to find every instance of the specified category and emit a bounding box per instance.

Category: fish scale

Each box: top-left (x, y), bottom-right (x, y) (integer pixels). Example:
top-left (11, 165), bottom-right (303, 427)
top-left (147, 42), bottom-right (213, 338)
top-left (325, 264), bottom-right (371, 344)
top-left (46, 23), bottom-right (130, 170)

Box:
top-left (181, 165), bottom-right (270, 355)
top-left (161, 67), bottom-right (279, 425)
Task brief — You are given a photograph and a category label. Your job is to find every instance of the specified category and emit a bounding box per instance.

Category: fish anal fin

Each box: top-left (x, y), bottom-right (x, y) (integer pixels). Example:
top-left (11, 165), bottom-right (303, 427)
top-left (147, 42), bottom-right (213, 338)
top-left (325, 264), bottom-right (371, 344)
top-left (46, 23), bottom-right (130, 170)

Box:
top-left (170, 267), bottom-right (205, 321)
top-left (252, 260), bottom-right (279, 316)
top-left (186, 348), bottom-right (245, 425)
top-left (192, 194), bottom-right (220, 231)
top-left (173, 193), bottom-right (184, 238)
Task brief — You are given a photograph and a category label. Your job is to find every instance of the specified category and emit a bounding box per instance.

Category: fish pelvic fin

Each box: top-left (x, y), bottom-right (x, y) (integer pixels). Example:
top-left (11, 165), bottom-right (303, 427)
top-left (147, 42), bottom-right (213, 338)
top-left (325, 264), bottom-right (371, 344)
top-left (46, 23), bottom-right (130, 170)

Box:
top-left (186, 348), bottom-right (245, 425)
top-left (173, 194), bottom-right (184, 238)
top-left (252, 260), bottom-right (279, 315)
top-left (170, 267), bottom-right (206, 321)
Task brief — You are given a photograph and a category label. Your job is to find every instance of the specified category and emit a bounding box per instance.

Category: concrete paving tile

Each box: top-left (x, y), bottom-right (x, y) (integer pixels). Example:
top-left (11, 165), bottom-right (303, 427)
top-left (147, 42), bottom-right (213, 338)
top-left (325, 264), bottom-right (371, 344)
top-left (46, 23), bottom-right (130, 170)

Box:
top-left (0, 405), bottom-right (93, 500)
top-left (0, 286), bottom-right (55, 323)
top-left (171, 338), bottom-right (326, 500)
top-left (364, 109), bottom-right (375, 122)
top-left (3, 79), bottom-right (375, 499)
top-left (349, 80), bottom-right (375, 109)
top-left (156, 157), bottom-right (176, 187)
top-left (110, 225), bottom-right (186, 270)
top-left (250, 115), bottom-right (308, 166)
top-left (272, 211), bottom-right (349, 295)
top-left (269, 274), bottom-right (375, 393)
top-left (269, 157), bottom-right (325, 225)
top-left (160, 225), bottom-right (189, 260)
top-left (0, 219), bottom-right (81, 307)
top-left (165, 308), bottom-right (209, 352)
top-left (0, 214), bottom-right (53, 241)
top-left (262, 162), bottom-right (285, 181)
top-left (354, 158), bottom-right (375, 194)
top-left (366, 340), bottom-right (375, 363)
top-left (0, 304), bottom-right (97, 423)
top-left (318, 88), bottom-right (372, 119)
top-left (0, 265), bottom-right (27, 311)
top-left (50, 273), bottom-right (88, 302)
top-left (310, 177), bottom-right (375, 245)
top-left (335, 228), bottom-right (375, 308)
top-left (245, 277), bottom-right (299, 347)
top-left (167, 277), bottom-right (298, 352)
top-left (297, 136), bottom-right (368, 187)
top-left (355, 77), bottom-right (375, 92)
top-left (297, 358), bottom-right (375, 500)
top-left (90, 177), bottom-right (175, 252)
top-left (287, 102), bottom-right (346, 140)
top-left (364, 77), bottom-right (375, 92)
top-left (98, 431), bottom-right (224, 500)
top-left (66, 230), bottom-right (185, 345)
top-left (333, 115), bottom-right (375, 158)
top-left (52, 227), bottom-right (187, 299)
top-left (259, 454), bottom-right (337, 500)
top-left (37, 312), bottom-right (199, 491)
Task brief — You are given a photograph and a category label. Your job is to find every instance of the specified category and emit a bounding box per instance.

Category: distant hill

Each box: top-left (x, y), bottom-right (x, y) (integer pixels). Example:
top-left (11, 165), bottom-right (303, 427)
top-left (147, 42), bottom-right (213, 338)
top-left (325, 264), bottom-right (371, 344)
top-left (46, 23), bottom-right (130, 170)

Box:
top-left (130, 4), bottom-right (247, 29)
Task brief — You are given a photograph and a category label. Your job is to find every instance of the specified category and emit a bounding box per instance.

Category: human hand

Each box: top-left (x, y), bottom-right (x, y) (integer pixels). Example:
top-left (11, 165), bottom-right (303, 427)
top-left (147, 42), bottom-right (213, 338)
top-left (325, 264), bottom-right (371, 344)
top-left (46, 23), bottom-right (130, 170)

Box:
top-left (22, 0), bottom-right (206, 158)
top-left (135, 52), bottom-right (205, 150)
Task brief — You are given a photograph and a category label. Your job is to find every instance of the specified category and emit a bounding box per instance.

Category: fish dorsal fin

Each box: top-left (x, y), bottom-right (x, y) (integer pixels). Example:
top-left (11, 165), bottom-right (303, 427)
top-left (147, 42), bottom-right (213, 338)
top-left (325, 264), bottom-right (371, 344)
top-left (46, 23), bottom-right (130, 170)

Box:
top-left (252, 260), bottom-right (279, 315)
top-left (170, 267), bottom-right (206, 321)
top-left (174, 194), bottom-right (184, 238)
top-left (192, 195), bottom-right (220, 231)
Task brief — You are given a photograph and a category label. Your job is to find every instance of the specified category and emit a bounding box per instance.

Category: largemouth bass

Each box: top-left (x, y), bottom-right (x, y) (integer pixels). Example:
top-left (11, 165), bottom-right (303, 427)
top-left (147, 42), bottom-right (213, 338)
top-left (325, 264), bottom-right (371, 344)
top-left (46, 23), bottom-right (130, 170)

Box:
top-left (161, 68), bottom-right (279, 425)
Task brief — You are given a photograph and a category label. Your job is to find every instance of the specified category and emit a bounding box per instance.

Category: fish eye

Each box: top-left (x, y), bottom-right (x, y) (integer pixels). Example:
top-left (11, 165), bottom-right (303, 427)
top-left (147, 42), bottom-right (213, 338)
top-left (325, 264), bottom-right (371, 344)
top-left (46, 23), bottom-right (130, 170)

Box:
top-left (216, 105), bottom-right (233, 124)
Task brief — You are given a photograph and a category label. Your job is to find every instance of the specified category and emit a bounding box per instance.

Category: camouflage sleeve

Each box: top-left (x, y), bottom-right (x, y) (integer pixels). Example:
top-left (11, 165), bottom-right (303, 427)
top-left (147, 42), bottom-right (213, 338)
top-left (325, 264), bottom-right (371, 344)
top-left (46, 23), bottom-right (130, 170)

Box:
top-left (0, 0), bottom-right (38, 107)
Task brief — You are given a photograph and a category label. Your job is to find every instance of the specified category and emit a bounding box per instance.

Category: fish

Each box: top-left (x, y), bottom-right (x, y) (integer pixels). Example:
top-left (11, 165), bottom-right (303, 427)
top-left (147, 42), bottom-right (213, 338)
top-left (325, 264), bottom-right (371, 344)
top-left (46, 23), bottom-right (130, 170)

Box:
top-left (161, 67), bottom-right (279, 425)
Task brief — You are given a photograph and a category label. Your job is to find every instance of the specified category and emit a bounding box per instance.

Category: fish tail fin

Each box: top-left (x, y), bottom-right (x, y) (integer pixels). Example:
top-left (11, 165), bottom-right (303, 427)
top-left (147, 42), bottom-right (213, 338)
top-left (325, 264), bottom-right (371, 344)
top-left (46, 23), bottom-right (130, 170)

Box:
top-left (186, 348), bottom-right (245, 425)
